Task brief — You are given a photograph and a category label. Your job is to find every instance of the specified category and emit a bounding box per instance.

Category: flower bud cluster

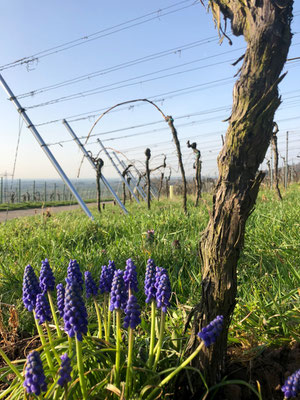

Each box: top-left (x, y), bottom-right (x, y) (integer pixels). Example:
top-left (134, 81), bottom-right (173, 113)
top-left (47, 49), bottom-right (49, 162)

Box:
top-left (155, 267), bottom-right (171, 313)
top-left (35, 294), bottom-right (52, 325)
top-left (63, 281), bottom-right (88, 341)
top-left (124, 295), bottom-right (141, 329)
top-left (282, 369), bottom-right (300, 399)
top-left (197, 315), bottom-right (224, 347)
top-left (66, 259), bottom-right (83, 289)
top-left (39, 258), bottom-right (55, 294)
top-left (144, 258), bottom-right (157, 303)
top-left (56, 283), bottom-right (65, 318)
top-left (58, 353), bottom-right (72, 387)
top-left (110, 269), bottom-right (127, 311)
top-left (22, 265), bottom-right (41, 312)
top-left (124, 258), bottom-right (138, 293)
top-left (84, 271), bottom-right (98, 298)
top-left (23, 351), bottom-right (47, 396)
top-left (99, 260), bottom-right (116, 293)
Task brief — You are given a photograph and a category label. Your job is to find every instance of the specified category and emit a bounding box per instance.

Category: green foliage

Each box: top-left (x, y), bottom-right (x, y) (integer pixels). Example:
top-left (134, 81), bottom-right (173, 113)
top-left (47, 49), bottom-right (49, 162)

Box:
top-left (0, 184), bottom-right (299, 398)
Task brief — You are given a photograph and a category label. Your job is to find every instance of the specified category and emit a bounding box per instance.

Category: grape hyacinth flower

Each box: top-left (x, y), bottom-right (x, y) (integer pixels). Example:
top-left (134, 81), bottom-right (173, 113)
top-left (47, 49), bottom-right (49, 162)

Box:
top-left (152, 268), bottom-right (171, 370)
top-left (23, 351), bottom-right (47, 396)
top-left (22, 264), bottom-right (41, 312)
top-left (66, 259), bottom-right (83, 290)
top-left (110, 269), bottom-right (127, 311)
top-left (282, 369), bottom-right (300, 399)
top-left (99, 260), bottom-right (115, 293)
top-left (58, 353), bottom-right (72, 387)
top-left (99, 260), bottom-right (116, 341)
top-left (124, 295), bottom-right (141, 399)
top-left (147, 315), bottom-right (225, 400)
top-left (110, 269), bottom-right (127, 386)
top-left (155, 268), bottom-right (171, 313)
top-left (35, 294), bottom-right (52, 325)
top-left (63, 281), bottom-right (88, 341)
top-left (56, 283), bottom-right (65, 318)
top-left (39, 258), bottom-right (55, 294)
top-left (84, 271), bottom-right (98, 298)
top-left (197, 315), bottom-right (224, 347)
top-left (124, 258), bottom-right (138, 295)
top-left (144, 258), bottom-right (157, 303)
top-left (124, 295), bottom-right (141, 329)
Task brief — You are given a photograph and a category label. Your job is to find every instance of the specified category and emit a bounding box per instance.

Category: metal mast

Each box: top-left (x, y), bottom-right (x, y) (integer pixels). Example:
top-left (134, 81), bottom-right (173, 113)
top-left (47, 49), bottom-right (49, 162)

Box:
top-left (0, 74), bottom-right (94, 220)
top-left (62, 119), bottom-right (128, 215)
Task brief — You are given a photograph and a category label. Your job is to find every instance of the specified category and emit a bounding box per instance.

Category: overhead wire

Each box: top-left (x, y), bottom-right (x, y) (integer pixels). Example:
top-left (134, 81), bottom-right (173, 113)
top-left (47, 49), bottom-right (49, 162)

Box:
top-left (0, 0), bottom-right (197, 72)
top-left (16, 37), bottom-right (222, 99)
top-left (25, 59), bottom-right (238, 109)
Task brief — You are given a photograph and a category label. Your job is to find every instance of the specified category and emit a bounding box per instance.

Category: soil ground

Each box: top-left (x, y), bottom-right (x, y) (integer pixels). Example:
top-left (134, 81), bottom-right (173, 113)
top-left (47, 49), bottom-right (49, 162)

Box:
top-left (0, 202), bottom-right (114, 223)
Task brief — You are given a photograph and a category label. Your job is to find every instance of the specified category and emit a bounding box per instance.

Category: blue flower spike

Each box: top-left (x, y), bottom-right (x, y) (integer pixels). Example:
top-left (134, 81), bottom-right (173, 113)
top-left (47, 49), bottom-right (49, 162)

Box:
top-left (124, 258), bottom-right (138, 294)
top-left (56, 283), bottom-right (65, 318)
top-left (66, 259), bottom-right (83, 290)
top-left (144, 258), bottom-right (157, 303)
top-left (99, 260), bottom-right (116, 294)
top-left (155, 267), bottom-right (171, 313)
top-left (84, 271), bottom-right (98, 298)
top-left (63, 281), bottom-right (88, 341)
top-left (197, 315), bottom-right (224, 347)
top-left (22, 264), bottom-right (41, 312)
top-left (282, 369), bottom-right (300, 399)
top-left (124, 295), bottom-right (141, 329)
top-left (58, 353), bottom-right (72, 387)
top-left (110, 269), bottom-right (127, 311)
top-left (39, 258), bottom-right (55, 294)
top-left (23, 351), bottom-right (47, 396)
top-left (35, 294), bottom-right (52, 325)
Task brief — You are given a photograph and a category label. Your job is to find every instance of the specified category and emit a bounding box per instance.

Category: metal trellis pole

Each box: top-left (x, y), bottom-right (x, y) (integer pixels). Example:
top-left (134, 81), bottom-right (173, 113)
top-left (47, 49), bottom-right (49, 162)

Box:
top-left (97, 139), bottom-right (140, 204)
top-left (0, 74), bottom-right (94, 220)
top-left (62, 119), bottom-right (128, 215)
top-left (112, 152), bottom-right (147, 201)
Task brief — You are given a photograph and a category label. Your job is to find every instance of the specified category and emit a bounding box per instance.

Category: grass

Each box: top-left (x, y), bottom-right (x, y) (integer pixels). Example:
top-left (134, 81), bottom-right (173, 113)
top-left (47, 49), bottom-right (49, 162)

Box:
top-left (0, 183), bottom-right (299, 346)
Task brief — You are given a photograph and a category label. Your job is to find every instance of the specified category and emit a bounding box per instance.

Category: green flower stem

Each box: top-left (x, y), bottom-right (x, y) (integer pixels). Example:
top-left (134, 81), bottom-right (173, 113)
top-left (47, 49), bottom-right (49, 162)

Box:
top-left (45, 321), bottom-right (61, 364)
top-left (146, 340), bottom-right (205, 400)
top-left (93, 298), bottom-right (102, 339)
top-left (115, 309), bottom-right (122, 387)
top-left (103, 293), bottom-right (108, 341)
top-left (64, 384), bottom-right (69, 400)
top-left (0, 348), bottom-right (23, 380)
top-left (147, 300), bottom-right (156, 368)
top-left (75, 336), bottom-right (88, 400)
top-left (33, 311), bottom-right (54, 372)
top-left (47, 291), bottom-right (62, 338)
top-left (125, 328), bottom-right (134, 400)
top-left (107, 293), bottom-right (112, 341)
top-left (152, 309), bottom-right (166, 371)
top-left (68, 335), bottom-right (73, 357)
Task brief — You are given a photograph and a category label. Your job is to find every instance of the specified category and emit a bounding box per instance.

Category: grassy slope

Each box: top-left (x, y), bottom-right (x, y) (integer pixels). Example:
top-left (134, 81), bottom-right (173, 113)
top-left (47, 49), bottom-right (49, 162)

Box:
top-left (0, 184), bottom-right (299, 347)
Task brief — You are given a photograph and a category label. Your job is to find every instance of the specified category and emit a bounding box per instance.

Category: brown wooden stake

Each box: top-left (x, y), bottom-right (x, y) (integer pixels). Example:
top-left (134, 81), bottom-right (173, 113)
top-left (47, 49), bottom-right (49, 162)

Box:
top-left (145, 148), bottom-right (151, 210)
top-left (271, 122), bottom-right (282, 200)
top-left (187, 141), bottom-right (202, 206)
top-left (166, 116), bottom-right (187, 213)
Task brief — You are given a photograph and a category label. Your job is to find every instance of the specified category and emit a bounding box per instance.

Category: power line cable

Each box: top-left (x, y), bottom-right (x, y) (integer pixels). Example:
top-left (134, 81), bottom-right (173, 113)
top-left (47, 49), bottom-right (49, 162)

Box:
top-left (16, 37), bottom-right (221, 99)
top-left (25, 59), bottom-right (237, 109)
top-left (0, 0), bottom-right (196, 72)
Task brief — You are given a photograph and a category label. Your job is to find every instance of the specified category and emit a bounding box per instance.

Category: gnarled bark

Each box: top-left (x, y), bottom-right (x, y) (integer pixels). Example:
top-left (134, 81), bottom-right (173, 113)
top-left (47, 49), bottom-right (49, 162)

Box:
top-left (186, 0), bottom-right (293, 387)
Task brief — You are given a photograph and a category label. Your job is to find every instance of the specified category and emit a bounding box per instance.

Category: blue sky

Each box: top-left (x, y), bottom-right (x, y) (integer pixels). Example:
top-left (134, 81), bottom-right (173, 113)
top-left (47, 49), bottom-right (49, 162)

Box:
top-left (0, 1), bottom-right (299, 182)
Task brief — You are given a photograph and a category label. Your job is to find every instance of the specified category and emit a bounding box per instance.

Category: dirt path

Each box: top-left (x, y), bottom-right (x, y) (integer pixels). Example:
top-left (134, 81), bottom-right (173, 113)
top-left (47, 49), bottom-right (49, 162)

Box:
top-left (0, 203), bottom-right (99, 223)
